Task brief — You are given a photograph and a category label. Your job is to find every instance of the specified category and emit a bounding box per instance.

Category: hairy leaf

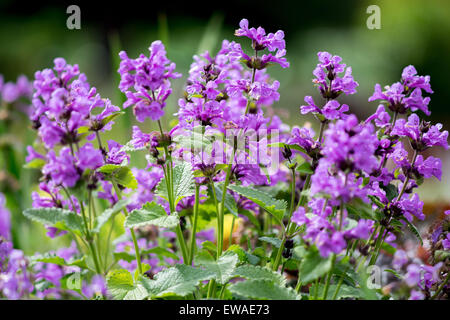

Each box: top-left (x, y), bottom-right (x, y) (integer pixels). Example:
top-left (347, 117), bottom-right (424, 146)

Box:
top-left (125, 202), bottom-right (179, 229)
top-left (232, 265), bottom-right (285, 285)
top-left (140, 264), bottom-right (215, 298)
top-left (98, 164), bottom-right (137, 189)
top-left (92, 199), bottom-right (131, 233)
top-left (229, 279), bottom-right (299, 300)
top-left (227, 185), bottom-right (286, 223)
top-left (106, 269), bottom-right (148, 300)
top-left (195, 251), bottom-right (239, 285)
top-left (156, 162), bottom-right (195, 207)
top-left (299, 248), bottom-right (332, 284)
top-left (23, 207), bottom-right (83, 232)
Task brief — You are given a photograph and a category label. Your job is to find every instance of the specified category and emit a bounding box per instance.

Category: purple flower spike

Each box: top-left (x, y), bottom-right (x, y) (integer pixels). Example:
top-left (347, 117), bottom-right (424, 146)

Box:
top-left (118, 41), bottom-right (181, 122)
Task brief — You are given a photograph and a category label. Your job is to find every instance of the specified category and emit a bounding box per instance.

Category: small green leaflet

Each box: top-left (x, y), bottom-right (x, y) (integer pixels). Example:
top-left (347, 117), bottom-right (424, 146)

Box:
top-left (156, 162), bottom-right (195, 207)
top-left (98, 164), bottom-right (138, 189)
top-left (229, 279), bottom-right (299, 300)
top-left (140, 264), bottom-right (215, 298)
top-left (227, 184), bottom-right (287, 224)
top-left (23, 158), bottom-right (46, 169)
top-left (125, 202), bottom-right (179, 229)
top-left (92, 199), bottom-right (131, 233)
top-left (100, 111), bottom-right (125, 128)
top-left (23, 207), bottom-right (83, 232)
top-left (267, 142), bottom-right (307, 154)
top-left (106, 269), bottom-right (148, 300)
top-left (296, 162), bottom-right (314, 174)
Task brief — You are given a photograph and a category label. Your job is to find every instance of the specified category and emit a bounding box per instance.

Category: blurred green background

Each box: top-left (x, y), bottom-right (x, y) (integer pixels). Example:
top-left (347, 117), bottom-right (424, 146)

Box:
top-left (1, 0), bottom-right (449, 254)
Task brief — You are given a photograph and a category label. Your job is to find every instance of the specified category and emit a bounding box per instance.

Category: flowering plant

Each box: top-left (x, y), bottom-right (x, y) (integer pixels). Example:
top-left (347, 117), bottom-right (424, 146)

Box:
top-left (1, 18), bottom-right (448, 300)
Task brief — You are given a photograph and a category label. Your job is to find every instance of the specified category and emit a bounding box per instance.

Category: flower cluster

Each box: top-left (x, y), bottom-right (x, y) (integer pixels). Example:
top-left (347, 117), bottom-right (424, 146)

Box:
top-left (118, 41), bottom-right (181, 122)
top-left (369, 65), bottom-right (433, 115)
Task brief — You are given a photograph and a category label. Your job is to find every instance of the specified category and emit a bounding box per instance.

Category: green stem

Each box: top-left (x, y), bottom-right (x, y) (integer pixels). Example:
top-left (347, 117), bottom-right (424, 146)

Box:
top-left (321, 254), bottom-right (336, 300)
top-left (217, 148), bottom-right (235, 257)
top-left (272, 167), bottom-right (296, 272)
top-left (431, 271), bottom-right (450, 300)
top-left (228, 215), bottom-right (236, 248)
top-left (208, 177), bottom-right (221, 251)
top-left (188, 184), bottom-right (200, 265)
top-left (111, 181), bottom-right (143, 275)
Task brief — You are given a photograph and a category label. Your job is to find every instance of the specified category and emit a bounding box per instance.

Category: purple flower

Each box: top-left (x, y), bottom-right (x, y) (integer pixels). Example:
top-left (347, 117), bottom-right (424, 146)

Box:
top-left (415, 155), bottom-right (442, 180)
top-left (365, 105), bottom-right (391, 128)
top-left (0, 194), bottom-right (11, 240)
top-left (443, 234), bottom-right (450, 250)
top-left (395, 193), bottom-right (425, 222)
top-left (234, 19), bottom-right (289, 69)
top-left (300, 96), bottom-right (349, 121)
top-left (118, 41), bottom-right (181, 122)
top-left (107, 140), bottom-right (129, 165)
top-left (392, 249), bottom-right (408, 270)
top-left (409, 290), bottom-right (424, 300)
top-left (130, 126), bottom-right (152, 149)
top-left (321, 114), bottom-right (378, 173)
top-left (392, 113), bottom-right (448, 151)
top-left (405, 264), bottom-right (421, 287)
top-left (76, 143), bottom-right (104, 171)
top-left (401, 65), bottom-right (433, 94)
top-left (287, 126), bottom-right (317, 154)
top-left (43, 148), bottom-right (80, 188)
top-left (312, 52), bottom-right (358, 98)
top-left (369, 66), bottom-right (433, 115)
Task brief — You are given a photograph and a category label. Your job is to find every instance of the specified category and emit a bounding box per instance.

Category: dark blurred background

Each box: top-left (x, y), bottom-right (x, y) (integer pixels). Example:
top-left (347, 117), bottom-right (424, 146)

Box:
top-left (1, 0), bottom-right (449, 252)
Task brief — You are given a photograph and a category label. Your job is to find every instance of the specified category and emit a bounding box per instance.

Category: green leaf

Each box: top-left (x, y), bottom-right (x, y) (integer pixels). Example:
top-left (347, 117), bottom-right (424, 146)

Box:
top-left (381, 183), bottom-right (398, 202)
top-left (384, 268), bottom-right (403, 279)
top-left (172, 129), bottom-right (213, 150)
top-left (346, 198), bottom-right (378, 221)
top-left (229, 279), bottom-right (299, 300)
top-left (211, 182), bottom-right (238, 216)
top-left (92, 199), bottom-right (131, 233)
top-left (140, 264), bottom-right (215, 298)
top-left (368, 195), bottom-right (386, 209)
top-left (435, 250), bottom-right (450, 262)
top-left (227, 185), bottom-right (287, 223)
top-left (30, 253), bottom-right (88, 269)
top-left (195, 251), bottom-right (239, 285)
top-left (106, 269), bottom-right (148, 300)
top-left (156, 162), bottom-right (195, 207)
top-left (400, 217), bottom-right (423, 245)
top-left (120, 141), bottom-right (145, 153)
top-left (267, 142), bottom-right (307, 154)
top-left (232, 265), bottom-right (285, 285)
top-left (100, 111), bottom-right (125, 127)
top-left (299, 248), bottom-right (332, 284)
top-left (259, 236), bottom-right (282, 248)
top-left (239, 209), bottom-right (261, 230)
top-left (98, 164), bottom-right (137, 189)
top-left (296, 162), bottom-right (314, 174)
top-left (313, 283), bottom-right (362, 300)
top-left (23, 207), bottom-right (83, 232)
top-left (23, 158), bottom-right (46, 169)
top-left (125, 202), bottom-right (179, 229)
top-left (114, 247), bottom-right (179, 263)
top-left (226, 245), bottom-right (248, 263)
